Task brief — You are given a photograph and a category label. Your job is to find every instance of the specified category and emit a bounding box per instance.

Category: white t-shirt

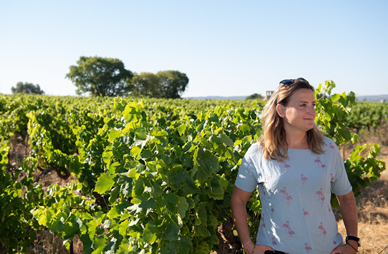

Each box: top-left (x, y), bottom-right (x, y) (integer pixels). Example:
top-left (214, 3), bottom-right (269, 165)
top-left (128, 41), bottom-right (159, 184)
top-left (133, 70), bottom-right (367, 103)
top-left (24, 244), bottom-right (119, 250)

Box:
top-left (235, 137), bottom-right (352, 254)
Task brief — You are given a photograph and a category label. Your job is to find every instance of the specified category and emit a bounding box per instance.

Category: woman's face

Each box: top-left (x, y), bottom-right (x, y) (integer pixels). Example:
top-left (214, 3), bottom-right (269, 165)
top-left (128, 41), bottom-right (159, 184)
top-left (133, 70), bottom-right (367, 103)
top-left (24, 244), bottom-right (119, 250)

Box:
top-left (280, 88), bottom-right (316, 133)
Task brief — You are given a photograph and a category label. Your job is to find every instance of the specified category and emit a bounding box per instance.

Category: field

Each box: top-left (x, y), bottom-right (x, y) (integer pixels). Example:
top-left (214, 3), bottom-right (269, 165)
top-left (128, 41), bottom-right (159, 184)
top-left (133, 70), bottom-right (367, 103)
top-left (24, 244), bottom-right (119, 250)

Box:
top-left (1, 87), bottom-right (388, 254)
top-left (13, 127), bottom-right (387, 254)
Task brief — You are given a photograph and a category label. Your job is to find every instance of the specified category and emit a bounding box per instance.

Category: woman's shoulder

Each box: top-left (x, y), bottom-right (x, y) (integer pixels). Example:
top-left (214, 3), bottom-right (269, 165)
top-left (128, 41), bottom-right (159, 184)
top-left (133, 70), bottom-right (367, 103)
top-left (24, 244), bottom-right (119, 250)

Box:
top-left (244, 142), bottom-right (263, 158)
top-left (321, 137), bottom-right (341, 153)
top-left (322, 137), bottom-right (336, 146)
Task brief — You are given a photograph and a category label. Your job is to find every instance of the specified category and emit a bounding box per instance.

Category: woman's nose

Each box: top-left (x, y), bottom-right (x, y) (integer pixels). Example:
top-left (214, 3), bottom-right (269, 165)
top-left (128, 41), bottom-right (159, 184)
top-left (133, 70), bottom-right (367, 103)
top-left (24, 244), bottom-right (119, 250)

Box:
top-left (308, 105), bottom-right (316, 115)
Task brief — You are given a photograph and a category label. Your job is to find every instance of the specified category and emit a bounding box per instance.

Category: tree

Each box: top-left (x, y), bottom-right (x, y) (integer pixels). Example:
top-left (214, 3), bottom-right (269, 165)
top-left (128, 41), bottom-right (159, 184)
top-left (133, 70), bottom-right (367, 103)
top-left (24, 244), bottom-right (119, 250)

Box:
top-left (11, 82), bottom-right (45, 95)
top-left (66, 56), bottom-right (133, 97)
top-left (130, 72), bottom-right (161, 98)
top-left (246, 93), bottom-right (263, 100)
top-left (156, 70), bottom-right (189, 99)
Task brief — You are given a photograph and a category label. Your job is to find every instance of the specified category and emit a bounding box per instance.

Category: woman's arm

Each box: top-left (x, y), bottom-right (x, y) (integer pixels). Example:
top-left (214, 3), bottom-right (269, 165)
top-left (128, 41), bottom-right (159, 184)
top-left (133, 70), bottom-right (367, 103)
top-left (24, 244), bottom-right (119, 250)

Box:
top-left (330, 191), bottom-right (359, 254)
top-left (231, 186), bottom-right (274, 254)
top-left (338, 191), bottom-right (358, 239)
top-left (231, 186), bottom-right (253, 252)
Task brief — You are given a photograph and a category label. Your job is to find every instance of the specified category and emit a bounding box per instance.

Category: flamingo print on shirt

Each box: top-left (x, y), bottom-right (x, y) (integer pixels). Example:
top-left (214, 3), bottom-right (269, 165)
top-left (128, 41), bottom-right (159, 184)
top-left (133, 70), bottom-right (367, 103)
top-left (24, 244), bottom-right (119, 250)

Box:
top-left (301, 174), bottom-right (308, 187)
top-left (329, 142), bottom-right (335, 149)
top-left (320, 163), bottom-right (326, 173)
top-left (318, 222), bottom-right (327, 239)
top-left (281, 221), bottom-right (296, 239)
top-left (320, 195), bottom-right (326, 205)
top-left (282, 221), bottom-right (290, 233)
top-left (280, 187), bottom-right (287, 199)
top-left (303, 208), bottom-right (309, 218)
top-left (288, 229), bottom-right (296, 238)
top-left (280, 187), bottom-right (293, 205)
top-left (314, 156), bottom-right (321, 166)
top-left (304, 243), bottom-right (312, 253)
top-left (316, 188), bottom-right (323, 200)
top-left (278, 159), bottom-right (291, 172)
top-left (316, 188), bottom-right (325, 206)
top-left (314, 156), bottom-right (326, 172)
top-left (285, 193), bottom-right (293, 206)
top-left (260, 214), bottom-right (266, 228)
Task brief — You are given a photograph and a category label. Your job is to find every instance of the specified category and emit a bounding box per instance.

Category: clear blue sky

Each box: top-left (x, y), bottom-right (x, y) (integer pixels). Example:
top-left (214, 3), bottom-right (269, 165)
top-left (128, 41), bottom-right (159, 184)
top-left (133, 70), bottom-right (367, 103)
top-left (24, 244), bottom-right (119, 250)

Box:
top-left (1, 1), bottom-right (387, 98)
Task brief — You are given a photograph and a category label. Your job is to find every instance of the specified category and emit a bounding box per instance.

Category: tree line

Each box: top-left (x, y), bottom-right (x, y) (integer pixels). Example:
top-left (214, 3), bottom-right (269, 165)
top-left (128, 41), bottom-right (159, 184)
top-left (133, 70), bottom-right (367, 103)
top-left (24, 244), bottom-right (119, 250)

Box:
top-left (11, 56), bottom-right (189, 99)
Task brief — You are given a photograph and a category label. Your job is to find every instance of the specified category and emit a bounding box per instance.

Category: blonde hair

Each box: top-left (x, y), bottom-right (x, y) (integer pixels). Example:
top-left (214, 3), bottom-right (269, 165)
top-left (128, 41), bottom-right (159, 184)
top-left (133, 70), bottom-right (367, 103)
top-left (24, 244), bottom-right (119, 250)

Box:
top-left (259, 78), bottom-right (324, 161)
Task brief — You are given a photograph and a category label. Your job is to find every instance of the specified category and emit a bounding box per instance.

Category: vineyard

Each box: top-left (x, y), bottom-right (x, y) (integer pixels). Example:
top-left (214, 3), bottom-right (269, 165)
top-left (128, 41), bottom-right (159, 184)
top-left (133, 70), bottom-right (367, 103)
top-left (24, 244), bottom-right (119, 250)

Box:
top-left (0, 81), bottom-right (387, 254)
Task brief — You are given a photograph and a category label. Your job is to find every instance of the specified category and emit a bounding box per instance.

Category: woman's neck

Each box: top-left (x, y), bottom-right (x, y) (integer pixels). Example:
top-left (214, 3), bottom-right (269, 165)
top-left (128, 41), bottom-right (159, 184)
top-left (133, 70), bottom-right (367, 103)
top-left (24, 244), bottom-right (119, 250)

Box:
top-left (286, 132), bottom-right (309, 149)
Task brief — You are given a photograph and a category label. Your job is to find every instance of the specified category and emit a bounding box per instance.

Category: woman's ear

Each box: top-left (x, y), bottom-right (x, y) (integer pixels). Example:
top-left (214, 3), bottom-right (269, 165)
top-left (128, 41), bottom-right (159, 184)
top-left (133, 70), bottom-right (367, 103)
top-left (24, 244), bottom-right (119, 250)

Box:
top-left (276, 104), bottom-right (285, 118)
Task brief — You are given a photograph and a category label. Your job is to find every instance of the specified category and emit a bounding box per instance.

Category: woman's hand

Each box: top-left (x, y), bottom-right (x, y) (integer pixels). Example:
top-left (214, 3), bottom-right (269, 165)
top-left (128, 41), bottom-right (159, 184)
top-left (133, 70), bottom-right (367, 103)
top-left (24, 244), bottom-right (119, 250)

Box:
top-left (330, 243), bottom-right (358, 254)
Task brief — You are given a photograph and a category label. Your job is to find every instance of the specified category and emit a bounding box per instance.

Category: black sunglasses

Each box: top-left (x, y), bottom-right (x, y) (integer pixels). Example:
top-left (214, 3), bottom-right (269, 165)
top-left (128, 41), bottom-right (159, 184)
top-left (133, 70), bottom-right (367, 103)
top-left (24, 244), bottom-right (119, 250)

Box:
top-left (279, 79), bottom-right (295, 86)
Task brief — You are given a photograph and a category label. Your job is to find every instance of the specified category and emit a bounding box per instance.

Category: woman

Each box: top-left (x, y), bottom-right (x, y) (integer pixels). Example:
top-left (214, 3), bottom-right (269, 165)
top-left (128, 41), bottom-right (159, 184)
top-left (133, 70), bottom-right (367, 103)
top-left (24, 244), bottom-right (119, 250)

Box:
top-left (231, 78), bottom-right (359, 254)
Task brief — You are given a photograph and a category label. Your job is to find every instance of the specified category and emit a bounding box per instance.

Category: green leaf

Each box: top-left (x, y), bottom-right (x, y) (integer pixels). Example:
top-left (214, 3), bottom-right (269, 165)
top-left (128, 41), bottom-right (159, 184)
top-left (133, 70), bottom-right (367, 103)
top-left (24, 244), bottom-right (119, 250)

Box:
top-left (91, 236), bottom-right (106, 253)
top-left (193, 148), bottom-right (219, 183)
top-left (195, 223), bottom-right (211, 237)
top-left (163, 222), bottom-right (180, 241)
top-left (134, 129), bottom-right (147, 147)
top-left (177, 124), bottom-right (186, 136)
top-left (63, 215), bottom-right (82, 237)
top-left (49, 212), bottom-right (67, 232)
top-left (38, 209), bottom-right (53, 227)
top-left (170, 168), bottom-right (185, 187)
top-left (130, 146), bottom-right (142, 158)
top-left (177, 197), bottom-right (189, 219)
top-left (107, 206), bottom-right (120, 219)
top-left (217, 133), bottom-right (234, 147)
top-left (102, 150), bottom-right (113, 167)
top-left (109, 186), bottom-right (120, 204)
top-left (182, 174), bottom-right (197, 195)
top-left (197, 202), bottom-right (207, 225)
top-left (119, 219), bottom-right (130, 236)
top-left (108, 162), bottom-right (121, 175)
top-left (208, 175), bottom-right (225, 200)
top-left (95, 173), bottom-right (115, 194)
top-left (133, 178), bottom-right (144, 197)
top-left (330, 94), bottom-right (341, 103)
top-left (143, 222), bottom-right (157, 244)
top-left (87, 218), bottom-right (101, 240)
top-left (109, 129), bottom-right (122, 142)
top-left (165, 192), bottom-right (178, 214)
top-left (139, 198), bottom-right (156, 214)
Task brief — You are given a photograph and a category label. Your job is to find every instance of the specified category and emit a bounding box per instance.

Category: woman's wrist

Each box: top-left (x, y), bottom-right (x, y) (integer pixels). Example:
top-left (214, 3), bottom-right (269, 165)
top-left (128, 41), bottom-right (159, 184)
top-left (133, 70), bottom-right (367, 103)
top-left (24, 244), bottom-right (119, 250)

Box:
top-left (243, 241), bottom-right (255, 254)
top-left (251, 243), bottom-right (256, 254)
top-left (346, 242), bottom-right (359, 252)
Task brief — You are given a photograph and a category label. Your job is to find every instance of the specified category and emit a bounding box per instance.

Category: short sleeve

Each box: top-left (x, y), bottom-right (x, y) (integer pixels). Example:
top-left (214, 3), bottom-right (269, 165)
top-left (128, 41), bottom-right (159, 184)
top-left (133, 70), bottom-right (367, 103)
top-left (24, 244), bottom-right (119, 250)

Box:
top-left (234, 144), bottom-right (261, 192)
top-left (330, 146), bottom-right (352, 196)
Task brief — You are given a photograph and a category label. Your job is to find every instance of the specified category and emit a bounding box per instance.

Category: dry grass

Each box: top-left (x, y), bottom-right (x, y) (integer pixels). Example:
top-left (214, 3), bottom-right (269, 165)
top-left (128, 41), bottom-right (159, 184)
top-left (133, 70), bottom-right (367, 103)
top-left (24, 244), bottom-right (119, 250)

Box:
top-left (337, 125), bottom-right (388, 254)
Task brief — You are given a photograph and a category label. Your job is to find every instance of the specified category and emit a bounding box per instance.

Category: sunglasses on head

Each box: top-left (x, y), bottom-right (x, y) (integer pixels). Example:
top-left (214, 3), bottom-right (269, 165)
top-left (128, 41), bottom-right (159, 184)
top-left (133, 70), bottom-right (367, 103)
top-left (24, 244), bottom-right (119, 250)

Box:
top-left (279, 79), bottom-right (295, 86)
top-left (279, 78), bottom-right (308, 86)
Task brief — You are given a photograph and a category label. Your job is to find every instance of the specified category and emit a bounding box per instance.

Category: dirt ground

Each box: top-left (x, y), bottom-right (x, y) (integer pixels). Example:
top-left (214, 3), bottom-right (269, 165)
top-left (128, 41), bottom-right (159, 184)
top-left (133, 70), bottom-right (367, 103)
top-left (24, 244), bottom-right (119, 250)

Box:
top-left (5, 125), bottom-right (388, 254)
